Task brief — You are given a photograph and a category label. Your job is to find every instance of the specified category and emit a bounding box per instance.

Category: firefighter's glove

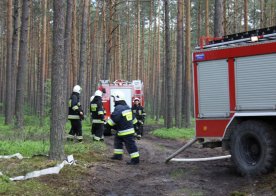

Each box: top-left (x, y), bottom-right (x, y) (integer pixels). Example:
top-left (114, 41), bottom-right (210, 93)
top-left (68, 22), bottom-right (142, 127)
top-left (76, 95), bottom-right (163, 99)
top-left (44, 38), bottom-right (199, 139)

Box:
top-left (138, 120), bottom-right (144, 125)
top-left (79, 111), bottom-right (84, 120)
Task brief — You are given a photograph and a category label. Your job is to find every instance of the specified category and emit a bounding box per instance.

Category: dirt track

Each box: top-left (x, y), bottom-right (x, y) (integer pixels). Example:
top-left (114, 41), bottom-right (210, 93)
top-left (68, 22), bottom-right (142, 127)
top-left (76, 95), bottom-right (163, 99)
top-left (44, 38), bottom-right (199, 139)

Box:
top-left (83, 126), bottom-right (276, 196)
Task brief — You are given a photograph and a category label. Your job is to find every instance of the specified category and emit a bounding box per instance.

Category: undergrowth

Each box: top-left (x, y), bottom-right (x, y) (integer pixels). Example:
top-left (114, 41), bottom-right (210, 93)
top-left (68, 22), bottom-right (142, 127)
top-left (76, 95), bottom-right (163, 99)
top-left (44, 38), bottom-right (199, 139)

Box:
top-left (0, 115), bottom-right (106, 195)
top-left (151, 127), bottom-right (195, 140)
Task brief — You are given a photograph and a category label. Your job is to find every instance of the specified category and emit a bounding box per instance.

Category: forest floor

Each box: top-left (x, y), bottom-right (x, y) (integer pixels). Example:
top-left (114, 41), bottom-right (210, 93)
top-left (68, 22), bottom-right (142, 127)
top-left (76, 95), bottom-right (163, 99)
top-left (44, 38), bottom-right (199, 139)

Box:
top-left (2, 125), bottom-right (276, 196)
top-left (78, 125), bottom-right (276, 196)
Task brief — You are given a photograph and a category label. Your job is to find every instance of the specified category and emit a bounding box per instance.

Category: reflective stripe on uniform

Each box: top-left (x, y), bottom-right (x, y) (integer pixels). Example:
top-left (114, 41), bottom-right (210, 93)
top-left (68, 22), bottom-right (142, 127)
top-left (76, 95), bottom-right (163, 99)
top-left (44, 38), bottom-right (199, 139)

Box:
top-left (67, 134), bottom-right (74, 139)
top-left (122, 109), bottom-right (132, 116)
top-left (114, 149), bottom-right (123, 154)
top-left (122, 109), bottom-right (133, 121)
top-left (130, 152), bottom-right (139, 158)
top-left (117, 128), bottom-right (135, 136)
top-left (72, 105), bottom-right (79, 110)
top-left (93, 136), bottom-right (101, 141)
top-left (107, 118), bottom-right (116, 126)
top-left (77, 136), bottom-right (83, 140)
top-left (98, 111), bottom-right (104, 115)
top-left (138, 110), bottom-right (142, 115)
top-left (68, 115), bottom-right (80, 119)
top-left (91, 104), bottom-right (97, 111)
top-left (92, 119), bottom-right (105, 123)
top-left (133, 118), bottom-right (138, 124)
top-left (142, 113), bottom-right (146, 116)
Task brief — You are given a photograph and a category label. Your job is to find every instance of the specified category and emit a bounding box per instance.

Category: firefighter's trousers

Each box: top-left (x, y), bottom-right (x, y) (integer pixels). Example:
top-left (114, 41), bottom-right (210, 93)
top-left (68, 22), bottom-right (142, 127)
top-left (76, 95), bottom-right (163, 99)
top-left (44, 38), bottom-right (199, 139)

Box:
top-left (134, 122), bottom-right (144, 136)
top-left (113, 134), bottom-right (139, 163)
top-left (91, 123), bottom-right (104, 141)
top-left (69, 119), bottom-right (82, 137)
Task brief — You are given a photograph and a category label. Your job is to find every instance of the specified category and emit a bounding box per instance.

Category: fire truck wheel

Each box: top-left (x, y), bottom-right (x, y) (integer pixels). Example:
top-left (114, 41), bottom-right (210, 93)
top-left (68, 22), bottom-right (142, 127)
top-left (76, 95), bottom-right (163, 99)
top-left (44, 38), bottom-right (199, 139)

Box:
top-left (230, 120), bottom-right (276, 176)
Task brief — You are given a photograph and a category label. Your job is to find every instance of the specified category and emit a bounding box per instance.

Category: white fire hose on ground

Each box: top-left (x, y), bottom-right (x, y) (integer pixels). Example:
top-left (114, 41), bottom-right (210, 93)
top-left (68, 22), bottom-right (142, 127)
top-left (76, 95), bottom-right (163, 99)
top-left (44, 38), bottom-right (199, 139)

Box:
top-left (0, 153), bottom-right (75, 181)
top-left (165, 138), bottom-right (231, 163)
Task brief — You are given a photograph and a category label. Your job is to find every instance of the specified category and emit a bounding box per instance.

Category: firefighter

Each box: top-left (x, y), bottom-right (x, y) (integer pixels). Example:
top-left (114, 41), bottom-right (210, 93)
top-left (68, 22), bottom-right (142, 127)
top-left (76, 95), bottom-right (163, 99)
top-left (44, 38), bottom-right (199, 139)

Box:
top-left (132, 97), bottom-right (146, 139)
top-left (90, 90), bottom-right (105, 141)
top-left (106, 91), bottom-right (140, 165)
top-left (67, 85), bottom-right (84, 142)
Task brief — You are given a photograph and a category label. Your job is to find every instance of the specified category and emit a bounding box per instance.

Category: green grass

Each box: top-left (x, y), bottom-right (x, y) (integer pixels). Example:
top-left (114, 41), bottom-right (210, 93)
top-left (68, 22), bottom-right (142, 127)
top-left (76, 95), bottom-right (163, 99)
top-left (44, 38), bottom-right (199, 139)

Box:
top-left (146, 118), bottom-right (164, 125)
top-left (0, 178), bottom-right (61, 195)
top-left (0, 141), bottom-right (49, 157)
top-left (151, 127), bottom-right (195, 140)
top-left (0, 140), bottom-right (106, 157)
top-left (0, 115), bottom-right (106, 195)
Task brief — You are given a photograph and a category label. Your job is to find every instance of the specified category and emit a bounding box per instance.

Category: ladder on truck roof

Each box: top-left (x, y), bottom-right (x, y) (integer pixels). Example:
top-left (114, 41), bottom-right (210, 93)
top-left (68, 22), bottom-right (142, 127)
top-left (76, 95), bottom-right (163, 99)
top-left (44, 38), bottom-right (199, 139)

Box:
top-left (196, 26), bottom-right (276, 50)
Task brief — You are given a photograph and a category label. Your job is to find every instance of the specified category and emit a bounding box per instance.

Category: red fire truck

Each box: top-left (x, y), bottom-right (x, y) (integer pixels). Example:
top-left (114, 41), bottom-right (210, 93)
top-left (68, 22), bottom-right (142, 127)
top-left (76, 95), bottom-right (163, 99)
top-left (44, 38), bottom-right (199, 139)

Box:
top-left (98, 79), bottom-right (144, 119)
top-left (167, 26), bottom-right (276, 176)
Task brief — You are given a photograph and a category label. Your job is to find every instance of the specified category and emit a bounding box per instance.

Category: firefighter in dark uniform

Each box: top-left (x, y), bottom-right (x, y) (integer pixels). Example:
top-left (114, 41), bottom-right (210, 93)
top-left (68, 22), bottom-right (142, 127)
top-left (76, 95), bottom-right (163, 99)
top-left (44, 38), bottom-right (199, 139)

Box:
top-left (106, 91), bottom-right (140, 165)
top-left (67, 85), bottom-right (84, 142)
top-left (90, 90), bottom-right (105, 141)
top-left (132, 97), bottom-right (146, 139)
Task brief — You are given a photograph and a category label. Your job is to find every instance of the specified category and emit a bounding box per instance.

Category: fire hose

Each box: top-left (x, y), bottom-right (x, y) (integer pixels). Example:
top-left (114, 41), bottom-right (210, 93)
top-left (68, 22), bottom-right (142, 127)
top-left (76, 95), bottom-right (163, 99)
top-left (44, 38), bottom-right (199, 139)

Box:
top-left (165, 138), bottom-right (231, 163)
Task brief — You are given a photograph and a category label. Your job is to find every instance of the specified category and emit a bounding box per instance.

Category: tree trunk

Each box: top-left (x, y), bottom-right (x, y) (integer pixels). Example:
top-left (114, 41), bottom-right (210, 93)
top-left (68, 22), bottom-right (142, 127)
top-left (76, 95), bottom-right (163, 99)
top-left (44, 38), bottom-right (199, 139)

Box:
top-left (197, 0), bottom-right (201, 44)
top-left (64, 0), bottom-right (73, 123)
top-left (244, 0), bottom-right (248, 31)
top-left (175, 0), bottom-right (183, 128)
top-left (126, 1), bottom-right (131, 81)
top-left (15, 0), bottom-right (30, 129)
top-left (140, 16), bottom-right (145, 82)
top-left (5, 0), bottom-right (13, 124)
top-left (136, 0), bottom-right (140, 79)
top-left (102, 0), bottom-right (107, 79)
top-left (37, 0), bottom-right (47, 126)
top-left (91, 1), bottom-right (100, 91)
top-left (164, 0), bottom-right (173, 128)
top-left (205, 0), bottom-right (209, 37)
top-left (183, 0), bottom-right (192, 128)
top-left (156, 4), bottom-right (161, 121)
top-left (105, 0), bottom-right (113, 80)
top-left (234, 0), bottom-right (238, 32)
top-left (214, 0), bottom-right (224, 37)
top-left (64, 0), bottom-right (73, 91)
top-left (78, 0), bottom-right (89, 88)
top-left (11, 0), bottom-right (19, 118)
top-left (260, 0), bottom-right (264, 28)
top-left (223, 0), bottom-right (226, 35)
top-left (49, 0), bottom-right (66, 161)
top-left (71, 0), bottom-right (78, 85)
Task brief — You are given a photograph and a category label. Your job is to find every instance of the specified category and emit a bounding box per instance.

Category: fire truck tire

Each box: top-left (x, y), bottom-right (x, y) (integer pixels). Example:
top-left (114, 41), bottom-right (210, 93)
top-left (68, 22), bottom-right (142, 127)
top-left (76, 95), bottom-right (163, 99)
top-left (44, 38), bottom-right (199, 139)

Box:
top-left (230, 120), bottom-right (276, 176)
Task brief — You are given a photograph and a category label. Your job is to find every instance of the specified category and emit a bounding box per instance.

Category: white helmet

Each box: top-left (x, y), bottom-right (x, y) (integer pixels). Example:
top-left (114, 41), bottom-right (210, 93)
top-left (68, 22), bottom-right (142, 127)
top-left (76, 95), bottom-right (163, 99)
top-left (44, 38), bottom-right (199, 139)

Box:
top-left (90, 95), bottom-right (95, 102)
top-left (73, 85), bottom-right (82, 94)
top-left (94, 90), bottom-right (103, 97)
top-left (134, 97), bottom-right (140, 102)
top-left (111, 91), bottom-right (125, 101)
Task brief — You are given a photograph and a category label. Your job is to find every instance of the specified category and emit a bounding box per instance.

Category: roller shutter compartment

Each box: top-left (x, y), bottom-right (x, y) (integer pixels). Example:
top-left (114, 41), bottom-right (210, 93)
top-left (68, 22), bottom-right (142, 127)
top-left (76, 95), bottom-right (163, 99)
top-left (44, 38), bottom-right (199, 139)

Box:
top-left (235, 54), bottom-right (276, 110)
top-left (197, 59), bottom-right (230, 118)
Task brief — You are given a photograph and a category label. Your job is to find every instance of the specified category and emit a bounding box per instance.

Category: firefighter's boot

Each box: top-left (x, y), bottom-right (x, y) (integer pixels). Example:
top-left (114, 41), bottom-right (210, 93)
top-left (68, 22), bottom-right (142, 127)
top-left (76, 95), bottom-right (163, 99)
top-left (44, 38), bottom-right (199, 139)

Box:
top-left (77, 136), bottom-right (83, 143)
top-left (66, 134), bottom-right (74, 142)
top-left (136, 134), bottom-right (142, 140)
top-left (126, 157), bottom-right (139, 165)
top-left (111, 154), bottom-right (123, 160)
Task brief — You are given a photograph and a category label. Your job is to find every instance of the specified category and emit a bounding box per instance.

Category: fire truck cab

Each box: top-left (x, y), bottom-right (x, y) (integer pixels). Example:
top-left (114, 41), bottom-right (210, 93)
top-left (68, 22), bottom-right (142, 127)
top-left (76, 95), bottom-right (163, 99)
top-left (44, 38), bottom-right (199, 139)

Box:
top-left (98, 80), bottom-right (144, 135)
top-left (193, 26), bottom-right (276, 175)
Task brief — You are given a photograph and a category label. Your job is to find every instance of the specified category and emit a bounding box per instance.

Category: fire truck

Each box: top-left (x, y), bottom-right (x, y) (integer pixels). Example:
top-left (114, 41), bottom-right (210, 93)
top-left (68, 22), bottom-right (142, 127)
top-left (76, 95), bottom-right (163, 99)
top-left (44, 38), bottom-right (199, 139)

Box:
top-left (98, 80), bottom-right (144, 135)
top-left (167, 26), bottom-right (276, 176)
